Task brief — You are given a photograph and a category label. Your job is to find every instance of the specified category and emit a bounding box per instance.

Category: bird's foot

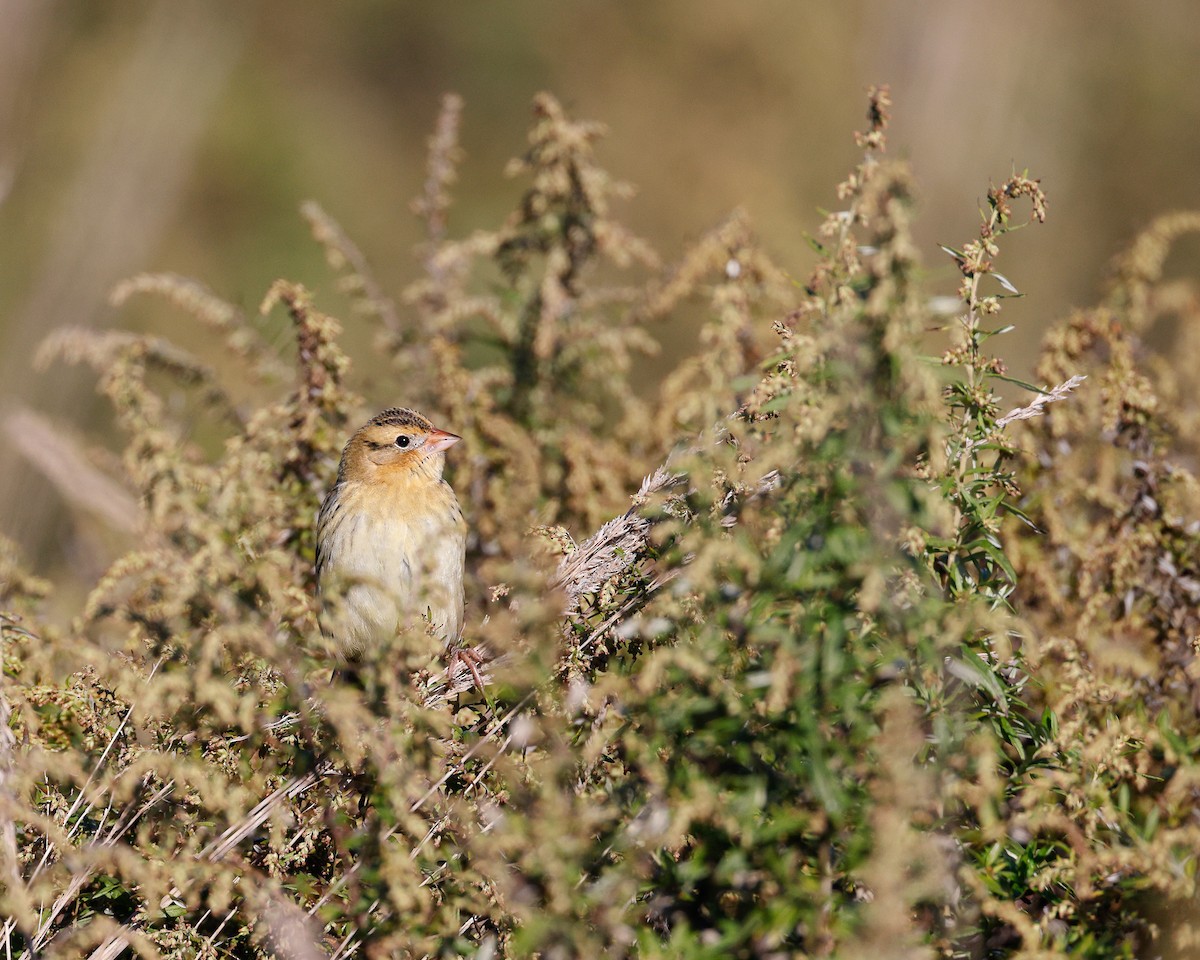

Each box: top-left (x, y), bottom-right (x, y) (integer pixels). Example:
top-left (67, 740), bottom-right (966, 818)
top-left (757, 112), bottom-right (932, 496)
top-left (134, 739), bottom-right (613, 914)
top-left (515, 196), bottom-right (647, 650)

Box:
top-left (447, 646), bottom-right (487, 692)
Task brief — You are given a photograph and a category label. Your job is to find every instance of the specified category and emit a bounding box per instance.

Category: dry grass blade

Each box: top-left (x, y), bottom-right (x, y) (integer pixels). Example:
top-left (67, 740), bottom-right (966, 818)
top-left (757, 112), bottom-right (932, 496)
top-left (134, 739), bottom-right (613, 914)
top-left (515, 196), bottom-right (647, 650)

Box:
top-left (552, 466), bottom-right (680, 609)
top-left (30, 781), bottom-right (175, 956)
top-left (0, 656), bottom-right (164, 951)
top-left (110, 272), bottom-right (290, 382)
top-left (199, 767), bottom-right (332, 862)
top-left (412, 92), bottom-right (464, 248)
top-left (4, 407), bottom-right (140, 534)
top-left (995, 374), bottom-right (1087, 428)
top-left (301, 200), bottom-right (400, 332)
top-left (0, 684), bottom-right (32, 954)
top-left (87, 767), bottom-right (335, 958)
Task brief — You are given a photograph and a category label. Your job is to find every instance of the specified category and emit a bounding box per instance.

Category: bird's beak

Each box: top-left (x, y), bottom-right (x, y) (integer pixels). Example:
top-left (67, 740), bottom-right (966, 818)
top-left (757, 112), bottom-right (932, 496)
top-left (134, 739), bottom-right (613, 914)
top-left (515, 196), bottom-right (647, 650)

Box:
top-left (426, 429), bottom-right (461, 452)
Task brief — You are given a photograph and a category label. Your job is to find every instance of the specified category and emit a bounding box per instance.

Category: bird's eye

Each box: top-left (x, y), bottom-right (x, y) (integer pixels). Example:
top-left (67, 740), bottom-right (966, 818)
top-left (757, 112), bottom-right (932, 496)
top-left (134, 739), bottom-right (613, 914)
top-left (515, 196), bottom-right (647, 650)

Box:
top-left (395, 435), bottom-right (411, 449)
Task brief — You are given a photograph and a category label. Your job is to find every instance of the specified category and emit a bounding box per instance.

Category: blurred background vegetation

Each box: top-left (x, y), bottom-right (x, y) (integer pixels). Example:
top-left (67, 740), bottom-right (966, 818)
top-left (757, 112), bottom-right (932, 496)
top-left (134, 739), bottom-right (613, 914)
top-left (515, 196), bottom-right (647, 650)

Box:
top-left (3, 0), bottom-right (1200, 593)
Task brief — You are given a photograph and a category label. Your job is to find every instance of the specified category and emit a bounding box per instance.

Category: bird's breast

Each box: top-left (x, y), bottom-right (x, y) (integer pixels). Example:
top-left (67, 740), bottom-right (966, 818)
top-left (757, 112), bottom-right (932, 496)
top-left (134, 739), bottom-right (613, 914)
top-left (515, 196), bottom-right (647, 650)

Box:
top-left (317, 476), bottom-right (466, 653)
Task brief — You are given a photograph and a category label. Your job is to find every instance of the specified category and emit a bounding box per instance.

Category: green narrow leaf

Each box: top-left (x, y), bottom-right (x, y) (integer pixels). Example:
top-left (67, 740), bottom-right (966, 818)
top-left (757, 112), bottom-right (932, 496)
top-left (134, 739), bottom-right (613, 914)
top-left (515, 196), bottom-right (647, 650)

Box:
top-left (946, 649), bottom-right (1009, 713)
top-left (991, 373), bottom-right (1053, 394)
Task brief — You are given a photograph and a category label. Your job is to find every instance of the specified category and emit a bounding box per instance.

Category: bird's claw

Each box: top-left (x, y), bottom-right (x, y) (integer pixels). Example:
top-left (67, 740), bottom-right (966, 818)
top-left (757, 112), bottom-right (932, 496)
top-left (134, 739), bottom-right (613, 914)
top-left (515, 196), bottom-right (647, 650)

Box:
top-left (448, 646), bottom-right (487, 693)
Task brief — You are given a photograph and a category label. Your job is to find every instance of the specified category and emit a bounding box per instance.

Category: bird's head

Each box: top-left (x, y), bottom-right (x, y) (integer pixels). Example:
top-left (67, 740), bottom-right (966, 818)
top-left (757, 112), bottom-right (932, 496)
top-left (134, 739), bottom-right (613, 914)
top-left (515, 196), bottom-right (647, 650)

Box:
top-left (337, 407), bottom-right (461, 483)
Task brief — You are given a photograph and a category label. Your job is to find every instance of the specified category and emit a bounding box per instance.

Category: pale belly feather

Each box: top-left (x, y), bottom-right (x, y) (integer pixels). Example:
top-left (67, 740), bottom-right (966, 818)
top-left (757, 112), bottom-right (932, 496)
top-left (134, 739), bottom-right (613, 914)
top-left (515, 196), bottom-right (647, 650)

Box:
top-left (318, 479), bottom-right (465, 654)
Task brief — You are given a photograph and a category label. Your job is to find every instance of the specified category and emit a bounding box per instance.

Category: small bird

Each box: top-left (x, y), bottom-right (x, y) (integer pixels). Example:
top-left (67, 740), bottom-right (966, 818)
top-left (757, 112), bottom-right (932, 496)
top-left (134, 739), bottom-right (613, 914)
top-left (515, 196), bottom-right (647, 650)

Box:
top-left (316, 407), bottom-right (481, 685)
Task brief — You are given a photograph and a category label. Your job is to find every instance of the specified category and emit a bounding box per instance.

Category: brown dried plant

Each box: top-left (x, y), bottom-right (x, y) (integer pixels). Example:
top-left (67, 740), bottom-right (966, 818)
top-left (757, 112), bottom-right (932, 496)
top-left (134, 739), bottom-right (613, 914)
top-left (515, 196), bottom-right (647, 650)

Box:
top-left (993, 212), bottom-right (1200, 955)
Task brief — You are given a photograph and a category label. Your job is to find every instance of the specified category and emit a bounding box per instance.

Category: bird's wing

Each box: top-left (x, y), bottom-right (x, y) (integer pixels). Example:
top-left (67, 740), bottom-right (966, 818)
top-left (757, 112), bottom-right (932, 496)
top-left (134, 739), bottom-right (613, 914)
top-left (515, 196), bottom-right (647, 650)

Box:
top-left (314, 486), bottom-right (342, 583)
